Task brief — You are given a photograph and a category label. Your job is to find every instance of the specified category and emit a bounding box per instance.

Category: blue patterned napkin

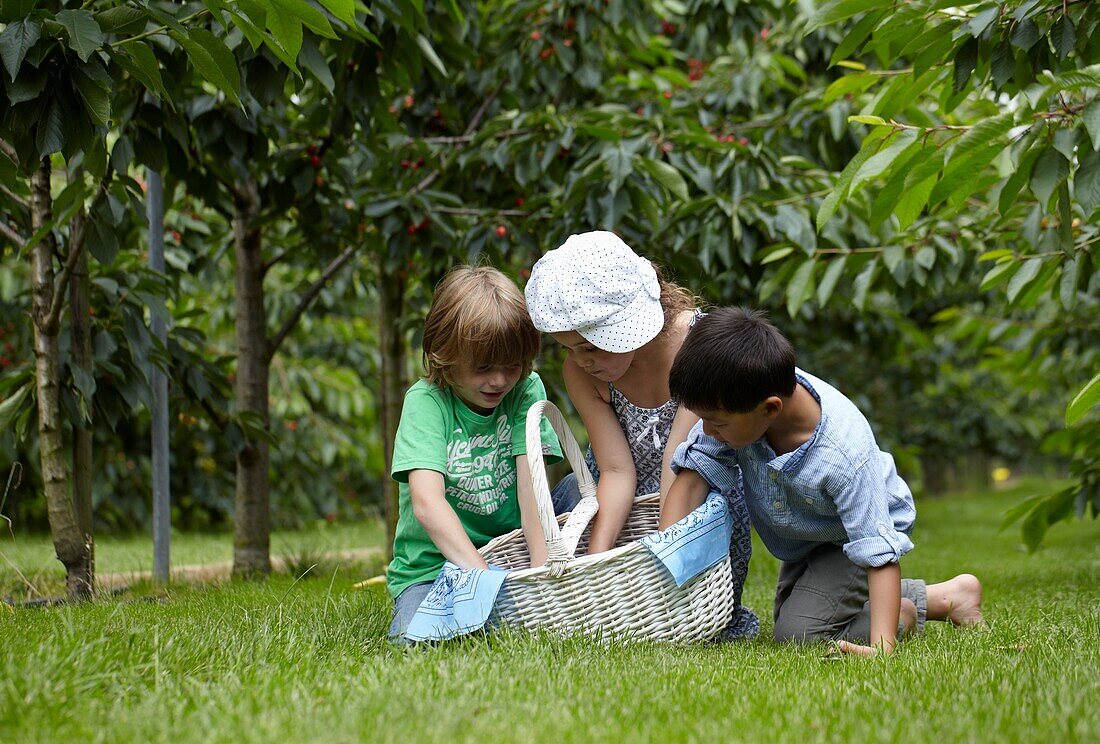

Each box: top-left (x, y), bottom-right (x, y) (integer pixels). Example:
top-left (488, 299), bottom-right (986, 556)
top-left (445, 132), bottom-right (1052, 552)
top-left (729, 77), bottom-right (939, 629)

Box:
top-left (403, 562), bottom-right (510, 643)
top-left (639, 490), bottom-right (732, 587)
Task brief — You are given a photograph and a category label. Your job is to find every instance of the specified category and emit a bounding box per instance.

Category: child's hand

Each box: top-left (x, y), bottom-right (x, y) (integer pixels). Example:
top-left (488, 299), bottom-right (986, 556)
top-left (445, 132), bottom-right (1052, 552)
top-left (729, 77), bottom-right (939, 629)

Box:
top-left (835, 639), bottom-right (894, 657)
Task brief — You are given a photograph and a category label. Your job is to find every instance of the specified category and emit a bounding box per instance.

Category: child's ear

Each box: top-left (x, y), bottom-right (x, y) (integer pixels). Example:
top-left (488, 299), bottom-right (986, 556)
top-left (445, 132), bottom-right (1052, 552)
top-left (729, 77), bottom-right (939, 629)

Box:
top-left (763, 396), bottom-right (784, 418)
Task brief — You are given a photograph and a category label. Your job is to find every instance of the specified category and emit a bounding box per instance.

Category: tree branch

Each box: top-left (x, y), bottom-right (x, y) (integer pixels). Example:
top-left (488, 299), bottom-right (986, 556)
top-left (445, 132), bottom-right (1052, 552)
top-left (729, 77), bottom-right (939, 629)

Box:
top-left (408, 86), bottom-right (502, 198)
top-left (432, 206), bottom-right (531, 217)
top-left (262, 248), bottom-right (294, 276)
top-left (420, 127), bottom-right (534, 146)
top-left (266, 245), bottom-right (358, 361)
top-left (1, 183), bottom-right (29, 211)
top-left (44, 164), bottom-right (115, 334)
top-left (0, 138), bottom-right (19, 167)
top-left (199, 398), bottom-right (229, 432)
top-left (0, 220), bottom-right (25, 248)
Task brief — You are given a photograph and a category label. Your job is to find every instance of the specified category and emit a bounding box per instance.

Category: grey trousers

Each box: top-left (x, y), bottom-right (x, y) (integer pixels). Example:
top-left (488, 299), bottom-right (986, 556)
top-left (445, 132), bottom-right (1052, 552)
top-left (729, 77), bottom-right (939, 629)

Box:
top-left (773, 542), bottom-right (927, 644)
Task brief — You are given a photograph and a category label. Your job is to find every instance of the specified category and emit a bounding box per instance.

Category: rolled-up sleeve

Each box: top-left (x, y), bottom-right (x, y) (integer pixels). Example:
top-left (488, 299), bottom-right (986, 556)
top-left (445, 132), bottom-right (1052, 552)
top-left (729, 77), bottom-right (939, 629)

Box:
top-left (835, 459), bottom-right (914, 567)
top-left (670, 422), bottom-right (741, 495)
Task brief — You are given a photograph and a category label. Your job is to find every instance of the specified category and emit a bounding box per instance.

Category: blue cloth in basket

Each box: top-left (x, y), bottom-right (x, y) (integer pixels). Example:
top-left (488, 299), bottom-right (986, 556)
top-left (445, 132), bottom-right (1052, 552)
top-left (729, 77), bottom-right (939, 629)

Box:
top-left (640, 489), bottom-right (731, 587)
top-left (403, 562), bottom-right (509, 643)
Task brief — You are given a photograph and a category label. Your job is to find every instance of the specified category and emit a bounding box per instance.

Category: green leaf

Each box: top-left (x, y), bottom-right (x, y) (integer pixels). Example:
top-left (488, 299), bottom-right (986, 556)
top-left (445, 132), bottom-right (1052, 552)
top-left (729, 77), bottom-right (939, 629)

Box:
top-left (265, 7), bottom-right (303, 59)
top-left (808, 0), bottom-right (891, 32)
top-left (816, 255), bottom-right (847, 306)
top-left (760, 246), bottom-right (794, 265)
top-left (1066, 371), bottom-right (1100, 424)
top-left (1006, 257), bottom-right (1043, 303)
top-left (0, 383), bottom-right (31, 430)
top-left (816, 127), bottom-right (891, 230)
top-left (980, 260), bottom-right (1019, 291)
top-left (35, 97), bottom-right (64, 156)
top-left (1060, 257), bottom-right (1080, 310)
top-left (171, 29), bottom-right (241, 105)
top-left (953, 37), bottom-right (978, 92)
top-left (56, 9), bottom-right (105, 62)
top-left (851, 259), bottom-right (877, 311)
top-left (316, 0), bottom-right (357, 27)
top-left (638, 158), bottom-right (688, 201)
top-left (895, 174), bottom-right (936, 229)
top-left (120, 41), bottom-right (169, 102)
top-left (823, 72), bottom-right (877, 104)
top-left (1011, 17), bottom-right (1040, 50)
top-left (848, 115), bottom-right (886, 126)
top-left (1075, 149), bottom-right (1100, 215)
top-left (1082, 98), bottom-right (1100, 151)
top-left (0, 0), bottom-right (39, 24)
top-left (414, 34), bottom-right (448, 77)
top-left (1030, 147), bottom-right (1069, 207)
top-left (1050, 15), bottom-right (1075, 60)
top-left (786, 259), bottom-right (817, 318)
top-left (850, 129), bottom-right (918, 194)
top-left (829, 10), bottom-right (883, 66)
top-left (269, 0), bottom-right (336, 39)
top-left (967, 5), bottom-right (1000, 37)
top-left (72, 65), bottom-right (111, 126)
top-left (95, 6), bottom-right (149, 36)
top-left (298, 37), bottom-right (333, 92)
top-left (0, 18), bottom-right (40, 81)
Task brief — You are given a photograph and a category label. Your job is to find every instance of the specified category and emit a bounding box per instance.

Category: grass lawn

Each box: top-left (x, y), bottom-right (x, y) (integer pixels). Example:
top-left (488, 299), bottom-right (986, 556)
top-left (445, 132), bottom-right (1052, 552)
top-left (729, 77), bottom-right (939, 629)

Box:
top-left (2, 482), bottom-right (1098, 743)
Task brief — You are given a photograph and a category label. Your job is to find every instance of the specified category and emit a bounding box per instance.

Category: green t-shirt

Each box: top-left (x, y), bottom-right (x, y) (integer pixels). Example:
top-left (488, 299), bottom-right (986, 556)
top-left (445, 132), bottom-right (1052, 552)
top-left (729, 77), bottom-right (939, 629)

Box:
top-left (386, 372), bottom-right (562, 599)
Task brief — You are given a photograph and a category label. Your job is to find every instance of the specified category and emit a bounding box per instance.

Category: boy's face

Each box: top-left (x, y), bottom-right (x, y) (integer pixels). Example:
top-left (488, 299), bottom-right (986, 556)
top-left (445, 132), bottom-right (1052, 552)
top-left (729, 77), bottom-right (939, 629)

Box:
top-left (551, 331), bottom-right (635, 382)
top-left (449, 360), bottom-right (524, 414)
top-left (695, 400), bottom-right (779, 449)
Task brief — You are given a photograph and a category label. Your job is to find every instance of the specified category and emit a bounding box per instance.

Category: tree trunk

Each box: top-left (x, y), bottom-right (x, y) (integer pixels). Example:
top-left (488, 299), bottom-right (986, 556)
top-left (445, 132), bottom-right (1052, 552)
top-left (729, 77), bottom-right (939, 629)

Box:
top-left (231, 177), bottom-right (271, 578)
top-left (30, 158), bottom-right (92, 599)
top-left (69, 210), bottom-right (95, 576)
top-left (378, 259), bottom-right (407, 561)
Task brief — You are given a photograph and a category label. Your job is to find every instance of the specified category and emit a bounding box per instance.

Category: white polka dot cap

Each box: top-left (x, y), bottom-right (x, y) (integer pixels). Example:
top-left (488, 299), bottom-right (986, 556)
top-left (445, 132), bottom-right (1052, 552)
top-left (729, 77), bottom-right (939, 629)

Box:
top-left (525, 231), bottom-right (664, 353)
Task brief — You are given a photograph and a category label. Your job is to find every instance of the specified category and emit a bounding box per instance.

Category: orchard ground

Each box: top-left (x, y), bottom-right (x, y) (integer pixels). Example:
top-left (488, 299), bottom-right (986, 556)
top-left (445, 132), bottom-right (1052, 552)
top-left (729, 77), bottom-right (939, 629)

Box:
top-left (1, 480), bottom-right (1098, 742)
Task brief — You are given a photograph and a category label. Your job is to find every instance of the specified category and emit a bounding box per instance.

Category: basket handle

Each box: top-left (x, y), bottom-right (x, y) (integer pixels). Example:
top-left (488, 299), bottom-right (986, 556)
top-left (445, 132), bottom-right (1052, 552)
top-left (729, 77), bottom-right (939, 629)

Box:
top-left (525, 400), bottom-right (599, 576)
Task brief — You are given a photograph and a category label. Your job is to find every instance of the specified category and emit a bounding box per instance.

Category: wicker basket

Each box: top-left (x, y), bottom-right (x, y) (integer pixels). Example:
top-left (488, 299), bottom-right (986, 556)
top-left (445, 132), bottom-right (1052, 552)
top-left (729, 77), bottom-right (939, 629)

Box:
top-left (479, 400), bottom-right (735, 642)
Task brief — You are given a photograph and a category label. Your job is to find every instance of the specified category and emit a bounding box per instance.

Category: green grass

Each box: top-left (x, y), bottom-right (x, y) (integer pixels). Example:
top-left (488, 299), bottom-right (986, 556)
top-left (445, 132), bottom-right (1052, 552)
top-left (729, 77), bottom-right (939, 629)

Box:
top-left (2, 483), bottom-right (1098, 743)
top-left (0, 519), bottom-right (386, 597)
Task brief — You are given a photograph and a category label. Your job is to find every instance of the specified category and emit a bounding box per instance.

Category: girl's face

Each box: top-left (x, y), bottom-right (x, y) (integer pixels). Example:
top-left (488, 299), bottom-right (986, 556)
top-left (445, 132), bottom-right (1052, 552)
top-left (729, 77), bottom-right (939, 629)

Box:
top-left (551, 331), bottom-right (635, 382)
top-left (449, 360), bottom-right (524, 414)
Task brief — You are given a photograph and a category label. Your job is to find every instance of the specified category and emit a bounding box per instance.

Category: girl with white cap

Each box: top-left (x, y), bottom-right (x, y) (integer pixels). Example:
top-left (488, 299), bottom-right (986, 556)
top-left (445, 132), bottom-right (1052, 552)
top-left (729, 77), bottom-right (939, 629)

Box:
top-left (525, 231), bottom-right (705, 553)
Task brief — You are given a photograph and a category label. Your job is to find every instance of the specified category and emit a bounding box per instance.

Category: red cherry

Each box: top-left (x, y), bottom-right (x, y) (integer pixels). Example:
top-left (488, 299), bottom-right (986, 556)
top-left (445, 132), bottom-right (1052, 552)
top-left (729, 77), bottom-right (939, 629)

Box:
top-left (515, 197), bottom-right (525, 207)
top-left (404, 95), bottom-right (415, 108)
top-left (539, 48), bottom-right (552, 59)
top-left (563, 38), bottom-right (573, 47)
top-left (407, 224), bottom-right (418, 235)
top-left (760, 27), bottom-right (770, 40)
top-left (530, 30), bottom-right (542, 40)
top-left (314, 176), bottom-right (324, 186)
top-left (663, 90), bottom-right (673, 99)
top-left (310, 155), bottom-right (322, 168)
top-left (496, 226), bottom-right (507, 237)
top-left (738, 137), bottom-right (749, 146)
top-left (306, 144), bottom-right (318, 155)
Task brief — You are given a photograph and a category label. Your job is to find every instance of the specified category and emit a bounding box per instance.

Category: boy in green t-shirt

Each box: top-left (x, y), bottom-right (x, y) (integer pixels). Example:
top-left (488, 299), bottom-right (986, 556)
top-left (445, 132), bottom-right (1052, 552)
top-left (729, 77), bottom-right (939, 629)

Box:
top-left (386, 266), bottom-right (563, 638)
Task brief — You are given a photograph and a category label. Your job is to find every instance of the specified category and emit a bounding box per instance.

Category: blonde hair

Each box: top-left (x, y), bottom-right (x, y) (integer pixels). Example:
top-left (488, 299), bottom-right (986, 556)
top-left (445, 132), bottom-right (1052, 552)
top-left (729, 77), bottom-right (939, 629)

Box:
top-left (422, 266), bottom-right (541, 388)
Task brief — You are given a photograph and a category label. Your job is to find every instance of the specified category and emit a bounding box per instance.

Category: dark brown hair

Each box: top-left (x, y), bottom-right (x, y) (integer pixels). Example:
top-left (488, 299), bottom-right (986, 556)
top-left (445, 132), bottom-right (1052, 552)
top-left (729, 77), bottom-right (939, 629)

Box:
top-left (669, 307), bottom-right (797, 413)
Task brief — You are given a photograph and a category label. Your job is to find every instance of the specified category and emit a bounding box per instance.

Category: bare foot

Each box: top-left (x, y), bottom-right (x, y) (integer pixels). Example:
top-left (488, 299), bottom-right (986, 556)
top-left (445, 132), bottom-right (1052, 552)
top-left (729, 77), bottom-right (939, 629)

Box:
top-left (929, 573), bottom-right (984, 627)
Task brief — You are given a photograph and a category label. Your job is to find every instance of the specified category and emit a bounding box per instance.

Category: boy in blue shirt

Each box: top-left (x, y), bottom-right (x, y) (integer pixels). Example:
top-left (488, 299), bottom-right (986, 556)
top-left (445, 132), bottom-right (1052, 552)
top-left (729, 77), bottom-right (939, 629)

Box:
top-left (660, 307), bottom-right (983, 655)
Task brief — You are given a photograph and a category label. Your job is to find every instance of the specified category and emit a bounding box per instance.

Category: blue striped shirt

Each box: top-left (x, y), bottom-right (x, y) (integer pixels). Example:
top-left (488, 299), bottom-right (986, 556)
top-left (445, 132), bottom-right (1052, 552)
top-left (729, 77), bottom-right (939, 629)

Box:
top-left (671, 369), bottom-right (915, 568)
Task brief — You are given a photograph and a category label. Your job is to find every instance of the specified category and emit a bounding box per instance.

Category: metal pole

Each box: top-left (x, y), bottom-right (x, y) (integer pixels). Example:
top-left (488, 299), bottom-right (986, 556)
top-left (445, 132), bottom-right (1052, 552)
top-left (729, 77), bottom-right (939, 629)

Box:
top-left (147, 168), bottom-right (170, 584)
